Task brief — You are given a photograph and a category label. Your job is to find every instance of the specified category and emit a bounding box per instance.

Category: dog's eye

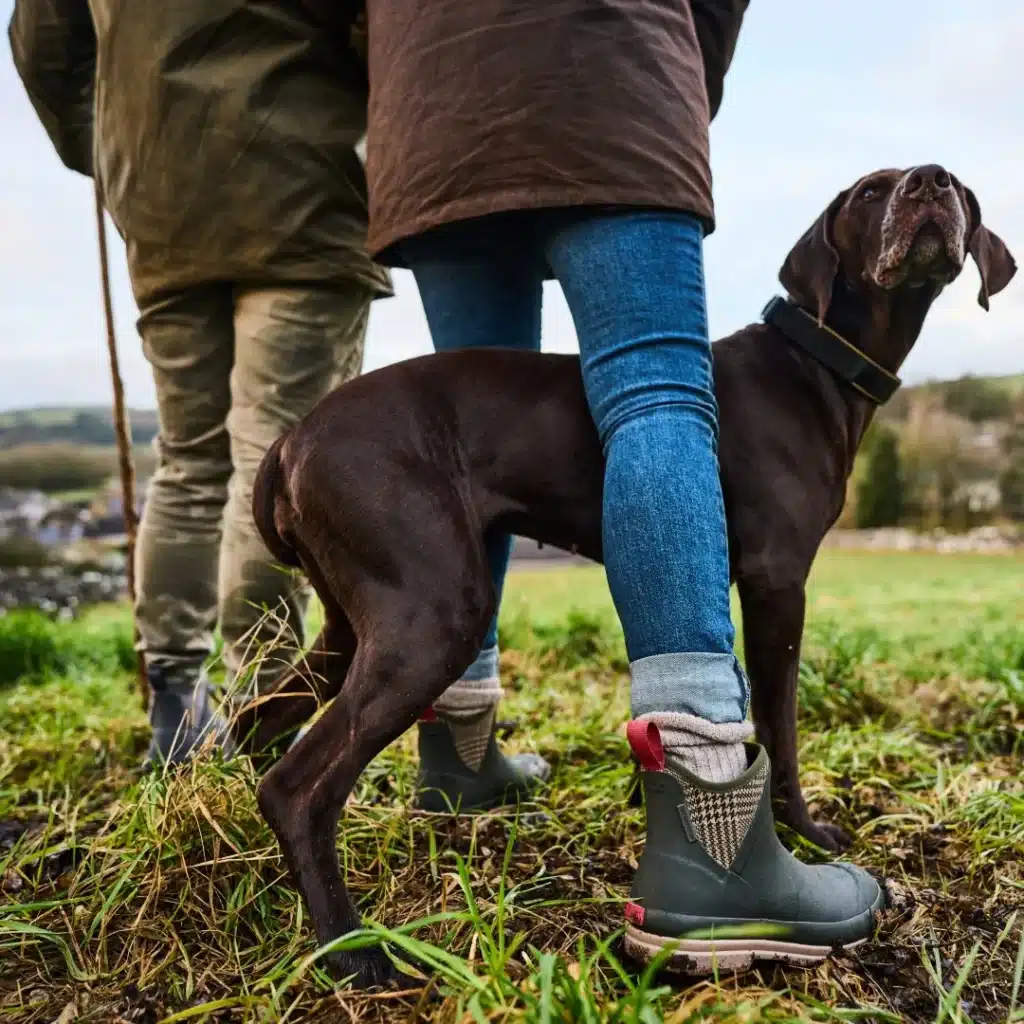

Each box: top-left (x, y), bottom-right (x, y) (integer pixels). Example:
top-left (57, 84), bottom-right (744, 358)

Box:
top-left (859, 184), bottom-right (880, 201)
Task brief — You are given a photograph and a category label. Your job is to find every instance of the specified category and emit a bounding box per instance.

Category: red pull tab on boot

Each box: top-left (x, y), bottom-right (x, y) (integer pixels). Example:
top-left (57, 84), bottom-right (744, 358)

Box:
top-left (626, 719), bottom-right (665, 771)
top-left (419, 706), bottom-right (438, 723)
top-left (624, 901), bottom-right (646, 926)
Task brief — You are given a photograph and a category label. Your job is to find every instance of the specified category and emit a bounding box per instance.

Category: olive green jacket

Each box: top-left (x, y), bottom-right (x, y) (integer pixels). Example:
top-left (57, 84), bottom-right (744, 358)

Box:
top-left (9, 0), bottom-right (391, 304)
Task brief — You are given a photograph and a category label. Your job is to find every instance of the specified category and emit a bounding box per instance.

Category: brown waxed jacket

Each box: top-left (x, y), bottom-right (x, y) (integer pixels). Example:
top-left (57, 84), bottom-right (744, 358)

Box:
top-left (354, 0), bottom-right (750, 262)
top-left (8, 0), bottom-right (391, 304)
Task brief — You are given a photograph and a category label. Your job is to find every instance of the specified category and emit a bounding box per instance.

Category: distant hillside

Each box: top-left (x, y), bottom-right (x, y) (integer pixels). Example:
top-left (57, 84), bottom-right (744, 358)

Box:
top-left (0, 372), bottom-right (1020, 449)
top-left (879, 373), bottom-right (1023, 426)
top-left (0, 407), bottom-right (159, 450)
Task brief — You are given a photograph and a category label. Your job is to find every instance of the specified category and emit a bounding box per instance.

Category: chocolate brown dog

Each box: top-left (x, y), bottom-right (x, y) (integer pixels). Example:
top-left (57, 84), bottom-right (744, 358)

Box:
top-left (233, 165), bottom-right (1015, 986)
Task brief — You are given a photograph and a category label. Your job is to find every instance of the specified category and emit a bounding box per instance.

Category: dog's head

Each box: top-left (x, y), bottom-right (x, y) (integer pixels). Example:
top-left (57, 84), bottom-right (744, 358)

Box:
top-left (779, 165), bottom-right (1016, 324)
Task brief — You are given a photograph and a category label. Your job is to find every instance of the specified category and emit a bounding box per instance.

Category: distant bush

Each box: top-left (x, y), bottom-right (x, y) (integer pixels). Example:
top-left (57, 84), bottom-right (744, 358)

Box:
top-left (0, 609), bottom-right (136, 687)
top-left (0, 612), bottom-right (65, 685)
top-left (943, 375), bottom-right (1013, 423)
top-left (70, 410), bottom-right (119, 446)
top-left (1000, 417), bottom-right (1024, 522)
top-left (0, 537), bottom-right (53, 568)
top-left (0, 444), bottom-right (115, 493)
top-left (0, 439), bottom-right (158, 495)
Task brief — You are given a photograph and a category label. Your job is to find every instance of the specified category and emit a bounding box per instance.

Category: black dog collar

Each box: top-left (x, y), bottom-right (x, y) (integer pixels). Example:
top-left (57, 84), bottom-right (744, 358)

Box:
top-left (761, 295), bottom-right (901, 405)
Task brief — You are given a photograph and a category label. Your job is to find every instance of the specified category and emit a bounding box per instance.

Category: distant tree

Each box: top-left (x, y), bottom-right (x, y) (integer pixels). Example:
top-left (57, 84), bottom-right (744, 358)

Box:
top-left (880, 389), bottom-right (912, 423)
top-left (999, 415), bottom-right (1024, 522)
top-left (855, 424), bottom-right (904, 528)
top-left (943, 375), bottom-right (1013, 424)
top-left (71, 411), bottom-right (116, 446)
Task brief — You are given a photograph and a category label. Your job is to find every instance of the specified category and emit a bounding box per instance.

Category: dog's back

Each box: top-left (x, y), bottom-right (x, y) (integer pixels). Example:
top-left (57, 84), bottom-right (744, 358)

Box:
top-left (254, 349), bottom-right (607, 572)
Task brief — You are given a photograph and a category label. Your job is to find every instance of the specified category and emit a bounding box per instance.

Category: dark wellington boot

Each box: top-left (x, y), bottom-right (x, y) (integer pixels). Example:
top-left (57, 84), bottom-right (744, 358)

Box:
top-left (414, 710), bottom-right (550, 813)
top-left (623, 720), bottom-right (885, 974)
top-left (143, 663), bottom-right (235, 769)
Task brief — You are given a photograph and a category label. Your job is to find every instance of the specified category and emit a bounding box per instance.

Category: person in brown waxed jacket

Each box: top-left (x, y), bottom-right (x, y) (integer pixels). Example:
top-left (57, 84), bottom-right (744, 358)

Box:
top-left (295, 0), bottom-right (886, 973)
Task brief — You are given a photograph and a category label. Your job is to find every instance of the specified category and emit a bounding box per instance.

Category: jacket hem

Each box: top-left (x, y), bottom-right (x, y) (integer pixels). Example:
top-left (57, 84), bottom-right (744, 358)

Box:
top-left (369, 186), bottom-right (716, 267)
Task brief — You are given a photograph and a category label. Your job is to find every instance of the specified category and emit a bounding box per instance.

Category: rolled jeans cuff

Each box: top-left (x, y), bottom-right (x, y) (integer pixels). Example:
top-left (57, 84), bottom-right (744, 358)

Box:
top-left (461, 644), bottom-right (500, 682)
top-left (629, 651), bottom-right (750, 724)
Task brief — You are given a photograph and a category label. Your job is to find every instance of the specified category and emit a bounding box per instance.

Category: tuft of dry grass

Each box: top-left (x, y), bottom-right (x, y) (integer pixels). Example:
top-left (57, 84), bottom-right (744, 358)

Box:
top-left (2, 551), bottom-right (1023, 1023)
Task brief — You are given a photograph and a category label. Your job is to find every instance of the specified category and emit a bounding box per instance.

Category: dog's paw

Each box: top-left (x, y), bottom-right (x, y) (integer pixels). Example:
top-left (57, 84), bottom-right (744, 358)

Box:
top-left (324, 946), bottom-right (424, 991)
top-left (802, 819), bottom-right (852, 853)
top-left (775, 800), bottom-right (853, 853)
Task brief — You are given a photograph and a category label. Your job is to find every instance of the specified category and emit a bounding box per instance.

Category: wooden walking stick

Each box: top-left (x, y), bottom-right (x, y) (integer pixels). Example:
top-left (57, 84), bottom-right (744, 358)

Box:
top-left (94, 178), bottom-right (150, 710)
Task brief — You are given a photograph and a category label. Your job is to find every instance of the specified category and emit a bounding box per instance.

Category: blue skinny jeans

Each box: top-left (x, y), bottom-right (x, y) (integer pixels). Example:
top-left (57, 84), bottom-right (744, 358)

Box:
top-left (404, 210), bottom-right (748, 723)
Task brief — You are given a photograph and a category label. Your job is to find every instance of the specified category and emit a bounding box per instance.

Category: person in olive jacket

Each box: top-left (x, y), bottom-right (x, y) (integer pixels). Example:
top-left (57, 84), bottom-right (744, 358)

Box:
top-left (8, 0), bottom-right (392, 767)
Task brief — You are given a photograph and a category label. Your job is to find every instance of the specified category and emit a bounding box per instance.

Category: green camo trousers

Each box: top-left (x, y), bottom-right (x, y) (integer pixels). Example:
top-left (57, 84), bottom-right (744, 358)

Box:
top-left (134, 283), bottom-right (371, 696)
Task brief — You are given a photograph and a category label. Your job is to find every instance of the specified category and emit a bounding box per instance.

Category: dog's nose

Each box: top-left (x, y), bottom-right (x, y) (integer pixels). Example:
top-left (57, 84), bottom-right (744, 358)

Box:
top-left (902, 164), bottom-right (952, 200)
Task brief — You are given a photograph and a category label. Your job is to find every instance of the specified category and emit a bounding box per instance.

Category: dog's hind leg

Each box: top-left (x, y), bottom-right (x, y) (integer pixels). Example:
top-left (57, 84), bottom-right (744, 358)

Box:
top-left (255, 534), bottom-right (494, 988)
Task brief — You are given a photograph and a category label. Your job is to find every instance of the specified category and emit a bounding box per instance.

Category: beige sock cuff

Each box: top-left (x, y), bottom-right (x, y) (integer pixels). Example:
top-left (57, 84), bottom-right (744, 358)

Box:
top-left (434, 676), bottom-right (504, 717)
top-left (635, 712), bottom-right (754, 785)
top-left (636, 711), bottom-right (754, 748)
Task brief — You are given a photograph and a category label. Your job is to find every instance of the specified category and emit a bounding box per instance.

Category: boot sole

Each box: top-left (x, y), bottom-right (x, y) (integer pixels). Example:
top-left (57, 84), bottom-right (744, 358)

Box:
top-left (413, 783), bottom-right (542, 814)
top-left (414, 762), bottom-right (551, 814)
top-left (624, 924), bottom-right (866, 974)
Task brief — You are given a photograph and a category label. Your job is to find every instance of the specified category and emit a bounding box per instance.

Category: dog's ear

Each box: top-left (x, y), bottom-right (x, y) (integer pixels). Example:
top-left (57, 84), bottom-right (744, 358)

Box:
top-left (961, 185), bottom-right (1017, 311)
top-left (778, 189), bottom-right (849, 325)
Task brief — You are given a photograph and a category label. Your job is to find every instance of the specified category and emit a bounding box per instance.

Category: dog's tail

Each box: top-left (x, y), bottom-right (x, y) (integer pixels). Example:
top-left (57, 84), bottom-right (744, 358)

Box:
top-left (252, 433), bottom-right (302, 569)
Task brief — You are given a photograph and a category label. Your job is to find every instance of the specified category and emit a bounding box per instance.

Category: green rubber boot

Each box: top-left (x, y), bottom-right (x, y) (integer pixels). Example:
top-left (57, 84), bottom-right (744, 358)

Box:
top-left (415, 711), bottom-right (550, 813)
top-left (623, 720), bottom-right (885, 974)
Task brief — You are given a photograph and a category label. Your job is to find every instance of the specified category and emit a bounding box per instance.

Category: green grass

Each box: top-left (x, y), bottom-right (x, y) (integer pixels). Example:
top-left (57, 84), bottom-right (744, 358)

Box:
top-left (2, 550), bottom-right (1023, 1023)
top-left (50, 488), bottom-right (103, 503)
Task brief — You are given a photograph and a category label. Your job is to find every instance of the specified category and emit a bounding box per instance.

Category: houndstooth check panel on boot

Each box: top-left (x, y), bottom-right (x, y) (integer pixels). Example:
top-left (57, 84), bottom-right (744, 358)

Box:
top-left (677, 757), bottom-right (770, 870)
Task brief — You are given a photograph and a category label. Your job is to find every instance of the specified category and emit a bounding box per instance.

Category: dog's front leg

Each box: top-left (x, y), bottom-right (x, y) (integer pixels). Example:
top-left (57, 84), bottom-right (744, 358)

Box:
top-left (232, 616), bottom-right (357, 770)
top-left (738, 578), bottom-right (851, 853)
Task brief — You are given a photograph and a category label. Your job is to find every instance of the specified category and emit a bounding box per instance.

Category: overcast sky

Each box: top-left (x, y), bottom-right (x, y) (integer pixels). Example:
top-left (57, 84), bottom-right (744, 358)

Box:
top-left (1, 0), bottom-right (1021, 412)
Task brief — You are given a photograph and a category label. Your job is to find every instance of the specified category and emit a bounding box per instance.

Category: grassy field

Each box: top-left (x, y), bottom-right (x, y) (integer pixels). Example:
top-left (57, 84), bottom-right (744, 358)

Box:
top-left (2, 550), bottom-right (1024, 1023)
